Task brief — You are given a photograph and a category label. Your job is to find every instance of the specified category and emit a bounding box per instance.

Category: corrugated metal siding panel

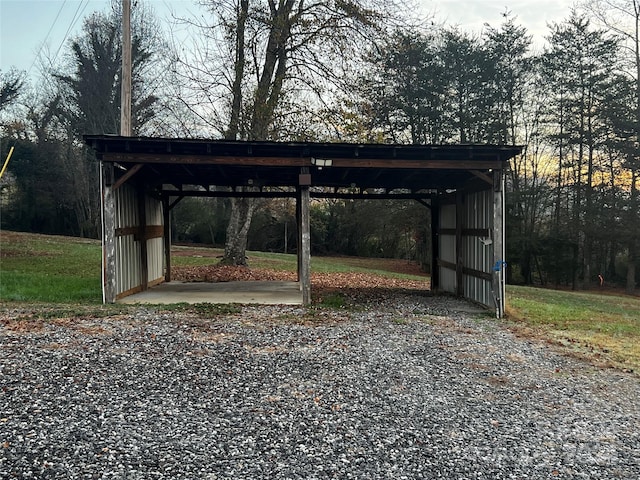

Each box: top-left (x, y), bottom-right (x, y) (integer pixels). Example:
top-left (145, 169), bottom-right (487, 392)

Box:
top-left (117, 234), bottom-right (140, 294)
top-left (146, 194), bottom-right (165, 282)
top-left (114, 184), bottom-right (141, 296)
top-left (462, 190), bottom-right (493, 307)
top-left (112, 188), bottom-right (165, 297)
top-left (439, 204), bottom-right (457, 294)
top-left (146, 194), bottom-right (163, 224)
top-left (463, 274), bottom-right (492, 307)
top-left (436, 190), bottom-right (496, 308)
top-left (148, 237), bottom-right (164, 281)
top-left (440, 262), bottom-right (457, 293)
top-left (440, 234), bottom-right (456, 265)
top-left (440, 204), bottom-right (456, 229)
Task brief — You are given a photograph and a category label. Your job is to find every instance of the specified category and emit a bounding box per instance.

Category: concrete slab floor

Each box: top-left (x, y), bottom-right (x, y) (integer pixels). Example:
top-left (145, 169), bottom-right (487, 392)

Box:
top-left (118, 281), bottom-right (303, 305)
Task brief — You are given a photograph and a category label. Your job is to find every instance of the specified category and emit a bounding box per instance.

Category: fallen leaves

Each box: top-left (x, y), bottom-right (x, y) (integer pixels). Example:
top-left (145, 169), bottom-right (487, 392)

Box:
top-left (172, 265), bottom-right (430, 298)
top-left (172, 264), bottom-right (430, 307)
top-left (311, 271), bottom-right (428, 292)
top-left (173, 265), bottom-right (296, 283)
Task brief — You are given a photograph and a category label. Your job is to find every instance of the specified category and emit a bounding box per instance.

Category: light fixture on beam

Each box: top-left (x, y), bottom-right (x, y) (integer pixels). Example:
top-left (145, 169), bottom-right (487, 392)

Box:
top-left (311, 157), bottom-right (332, 168)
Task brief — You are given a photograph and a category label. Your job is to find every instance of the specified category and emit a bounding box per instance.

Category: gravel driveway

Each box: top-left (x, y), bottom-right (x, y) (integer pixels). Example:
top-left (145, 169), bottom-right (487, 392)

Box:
top-left (1, 293), bottom-right (639, 479)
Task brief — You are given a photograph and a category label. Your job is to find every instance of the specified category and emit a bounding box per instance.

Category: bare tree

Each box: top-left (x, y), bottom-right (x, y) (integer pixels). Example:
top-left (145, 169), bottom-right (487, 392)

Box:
top-left (171, 0), bottom-right (410, 265)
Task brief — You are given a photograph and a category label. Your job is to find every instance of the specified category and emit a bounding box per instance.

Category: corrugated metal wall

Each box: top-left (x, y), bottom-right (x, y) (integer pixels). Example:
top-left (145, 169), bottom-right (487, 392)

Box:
top-left (115, 184), bottom-right (141, 296)
top-left (113, 184), bottom-right (164, 299)
top-left (145, 194), bottom-right (165, 284)
top-left (462, 190), bottom-right (493, 307)
top-left (439, 204), bottom-right (457, 293)
top-left (437, 188), bottom-right (496, 309)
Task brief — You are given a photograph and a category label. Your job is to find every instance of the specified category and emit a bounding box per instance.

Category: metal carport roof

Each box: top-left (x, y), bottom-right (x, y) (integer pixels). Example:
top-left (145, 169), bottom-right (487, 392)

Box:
top-left (85, 135), bottom-right (521, 194)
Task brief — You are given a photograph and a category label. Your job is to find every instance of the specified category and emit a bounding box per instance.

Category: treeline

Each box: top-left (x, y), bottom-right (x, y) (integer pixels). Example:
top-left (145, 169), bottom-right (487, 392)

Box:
top-left (172, 197), bottom-right (428, 262)
top-left (1, 3), bottom-right (166, 238)
top-left (346, 8), bottom-right (638, 292)
top-left (0, 0), bottom-right (638, 292)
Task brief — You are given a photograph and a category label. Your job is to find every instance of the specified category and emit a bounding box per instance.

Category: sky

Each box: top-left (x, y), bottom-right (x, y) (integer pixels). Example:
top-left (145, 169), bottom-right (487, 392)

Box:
top-left (0, 0), bottom-right (579, 76)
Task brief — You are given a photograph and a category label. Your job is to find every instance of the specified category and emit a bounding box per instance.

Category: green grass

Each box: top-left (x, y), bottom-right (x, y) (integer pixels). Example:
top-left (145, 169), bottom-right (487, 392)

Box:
top-left (310, 256), bottom-right (423, 280)
top-left (172, 246), bottom-right (301, 271)
top-left (246, 250), bottom-right (299, 271)
top-left (316, 292), bottom-right (349, 309)
top-left (3, 230), bottom-right (639, 373)
top-left (507, 285), bottom-right (640, 372)
top-left (1, 232), bottom-right (103, 302)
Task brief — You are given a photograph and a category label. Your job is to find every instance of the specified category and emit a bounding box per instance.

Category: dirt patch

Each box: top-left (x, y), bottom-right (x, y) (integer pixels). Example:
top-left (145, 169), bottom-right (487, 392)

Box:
top-left (0, 316), bottom-right (47, 333)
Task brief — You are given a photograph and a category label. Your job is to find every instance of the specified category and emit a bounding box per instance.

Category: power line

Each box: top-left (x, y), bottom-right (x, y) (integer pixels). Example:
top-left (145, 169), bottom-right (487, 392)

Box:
top-left (51, 0), bottom-right (90, 68)
top-left (27, 0), bottom-right (68, 75)
top-left (26, 0), bottom-right (92, 76)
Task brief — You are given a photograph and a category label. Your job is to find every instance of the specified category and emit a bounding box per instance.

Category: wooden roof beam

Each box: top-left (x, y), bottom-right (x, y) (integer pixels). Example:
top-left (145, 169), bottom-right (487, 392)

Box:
top-left (112, 164), bottom-right (143, 190)
top-left (100, 153), bottom-right (504, 170)
top-left (470, 169), bottom-right (494, 185)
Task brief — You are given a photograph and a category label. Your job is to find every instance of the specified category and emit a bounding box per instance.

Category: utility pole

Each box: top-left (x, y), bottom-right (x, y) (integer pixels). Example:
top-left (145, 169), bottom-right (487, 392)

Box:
top-left (120, 0), bottom-right (132, 136)
top-left (102, 0), bottom-right (133, 303)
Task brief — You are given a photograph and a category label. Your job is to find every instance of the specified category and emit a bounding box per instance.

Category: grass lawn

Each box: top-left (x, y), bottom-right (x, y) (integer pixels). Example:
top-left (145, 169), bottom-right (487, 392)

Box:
top-left (0, 231), bottom-right (103, 303)
top-left (507, 285), bottom-right (640, 372)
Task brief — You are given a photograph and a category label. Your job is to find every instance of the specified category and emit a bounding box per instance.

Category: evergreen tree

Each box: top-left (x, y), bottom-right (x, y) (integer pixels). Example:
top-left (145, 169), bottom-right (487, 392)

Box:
top-left (544, 12), bottom-right (621, 287)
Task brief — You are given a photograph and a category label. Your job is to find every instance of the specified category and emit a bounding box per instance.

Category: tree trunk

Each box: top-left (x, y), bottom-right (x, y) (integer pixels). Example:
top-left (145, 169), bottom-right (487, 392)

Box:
top-left (221, 196), bottom-right (256, 266)
top-left (626, 251), bottom-right (636, 294)
top-left (627, 170), bottom-right (638, 294)
top-left (631, 0), bottom-right (640, 294)
top-left (221, 0), bottom-right (293, 265)
top-left (226, 0), bottom-right (248, 141)
top-left (220, 0), bottom-right (252, 266)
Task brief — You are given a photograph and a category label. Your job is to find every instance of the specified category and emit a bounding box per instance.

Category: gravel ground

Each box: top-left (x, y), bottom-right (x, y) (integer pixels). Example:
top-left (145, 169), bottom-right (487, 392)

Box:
top-left (1, 293), bottom-right (639, 479)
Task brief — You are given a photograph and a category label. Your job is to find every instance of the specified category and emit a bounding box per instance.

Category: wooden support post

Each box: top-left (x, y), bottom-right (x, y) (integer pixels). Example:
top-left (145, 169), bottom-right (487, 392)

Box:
top-left (296, 191), bottom-right (302, 282)
top-left (101, 162), bottom-right (117, 303)
top-left (455, 190), bottom-right (464, 296)
top-left (300, 188), bottom-right (311, 304)
top-left (111, 0), bottom-right (130, 300)
top-left (430, 197), bottom-right (440, 292)
top-left (298, 168), bottom-right (311, 304)
top-left (163, 196), bottom-right (171, 282)
top-left (493, 170), bottom-right (505, 318)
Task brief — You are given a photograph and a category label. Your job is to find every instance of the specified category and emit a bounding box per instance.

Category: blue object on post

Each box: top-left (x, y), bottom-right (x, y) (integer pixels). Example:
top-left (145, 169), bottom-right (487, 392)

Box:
top-left (493, 261), bottom-right (507, 318)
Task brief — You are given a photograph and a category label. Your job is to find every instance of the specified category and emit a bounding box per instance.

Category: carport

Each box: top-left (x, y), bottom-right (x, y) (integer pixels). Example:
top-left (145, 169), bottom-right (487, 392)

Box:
top-left (85, 136), bottom-right (521, 316)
